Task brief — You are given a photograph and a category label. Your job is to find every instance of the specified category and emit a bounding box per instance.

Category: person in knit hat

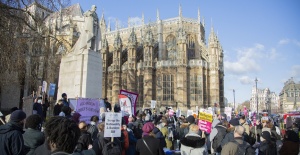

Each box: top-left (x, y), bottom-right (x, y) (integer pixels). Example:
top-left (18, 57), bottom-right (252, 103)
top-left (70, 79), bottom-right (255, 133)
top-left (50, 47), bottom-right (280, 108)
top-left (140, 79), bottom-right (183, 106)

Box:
top-left (220, 118), bottom-right (240, 147)
top-left (136, 122), bottom-right (164, 155)
top-left (0, 110), bottom-right (26, 155)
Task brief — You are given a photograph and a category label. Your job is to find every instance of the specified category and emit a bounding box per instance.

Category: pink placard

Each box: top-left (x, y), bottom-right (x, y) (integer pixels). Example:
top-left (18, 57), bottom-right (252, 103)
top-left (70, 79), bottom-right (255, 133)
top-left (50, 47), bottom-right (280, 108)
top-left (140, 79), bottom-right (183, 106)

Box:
top-left (198, 120), bottom-right (212, 133)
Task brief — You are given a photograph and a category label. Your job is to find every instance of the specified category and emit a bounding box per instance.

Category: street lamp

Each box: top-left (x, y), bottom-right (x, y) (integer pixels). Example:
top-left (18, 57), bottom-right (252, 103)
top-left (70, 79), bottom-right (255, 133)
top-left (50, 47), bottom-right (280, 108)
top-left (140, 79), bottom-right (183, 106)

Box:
top-left (233, 89), bottom-right (235, 111)
top-left (255, 78), bottom-right (258, 114)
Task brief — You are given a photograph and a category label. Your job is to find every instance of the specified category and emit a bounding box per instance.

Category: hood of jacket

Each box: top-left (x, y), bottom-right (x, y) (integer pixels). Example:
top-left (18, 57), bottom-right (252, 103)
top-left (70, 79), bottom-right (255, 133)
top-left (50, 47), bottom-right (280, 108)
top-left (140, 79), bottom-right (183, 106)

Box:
top-left (0, 122), bottom-right (24, 134)
top-left (180, 123), bottom-right (189, 129)
top-left (180, 133), bottom-right (205, 148)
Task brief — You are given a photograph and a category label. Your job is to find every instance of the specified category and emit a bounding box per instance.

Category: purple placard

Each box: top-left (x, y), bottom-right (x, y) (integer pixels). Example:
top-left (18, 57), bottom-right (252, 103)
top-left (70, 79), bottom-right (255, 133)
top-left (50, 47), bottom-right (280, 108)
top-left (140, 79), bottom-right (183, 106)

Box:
top-left (76, 98), bottom-right (100, 123)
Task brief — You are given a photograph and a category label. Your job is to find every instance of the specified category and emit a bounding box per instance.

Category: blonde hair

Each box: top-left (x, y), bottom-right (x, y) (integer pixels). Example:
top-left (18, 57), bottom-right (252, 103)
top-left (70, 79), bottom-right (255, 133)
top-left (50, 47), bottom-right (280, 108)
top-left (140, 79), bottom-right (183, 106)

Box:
top-left (97, 122), bottom-right (105, 132)
top-left (189, 124), bottom-right (199, 134)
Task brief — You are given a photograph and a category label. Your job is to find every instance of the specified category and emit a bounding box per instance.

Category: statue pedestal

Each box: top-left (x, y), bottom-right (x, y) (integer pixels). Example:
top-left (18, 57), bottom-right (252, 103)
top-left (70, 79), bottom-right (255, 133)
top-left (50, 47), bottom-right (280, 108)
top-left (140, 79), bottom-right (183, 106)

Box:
top-left (58, 49), bottom-right (102, 99)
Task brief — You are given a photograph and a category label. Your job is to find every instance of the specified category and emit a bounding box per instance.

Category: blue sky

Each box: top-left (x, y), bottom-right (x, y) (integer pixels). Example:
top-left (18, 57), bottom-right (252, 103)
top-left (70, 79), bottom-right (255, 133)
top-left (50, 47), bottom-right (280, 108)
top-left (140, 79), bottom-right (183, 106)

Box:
top-left (71, 0), bottom-right (300, 104)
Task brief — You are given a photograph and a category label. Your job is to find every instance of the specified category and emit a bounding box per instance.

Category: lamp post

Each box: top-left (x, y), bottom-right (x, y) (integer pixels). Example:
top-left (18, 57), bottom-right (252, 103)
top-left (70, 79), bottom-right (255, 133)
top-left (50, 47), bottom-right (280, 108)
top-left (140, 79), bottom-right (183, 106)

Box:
top-left (255, 78), bottom-right (258, 114)
top-left (233, 89), bottom-right (236, 112)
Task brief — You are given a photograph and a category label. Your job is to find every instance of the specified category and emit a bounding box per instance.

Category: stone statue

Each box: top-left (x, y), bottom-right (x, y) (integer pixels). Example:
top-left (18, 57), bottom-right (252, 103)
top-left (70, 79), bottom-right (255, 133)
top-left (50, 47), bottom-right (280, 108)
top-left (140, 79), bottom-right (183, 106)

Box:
top-left (83, 5), bottom-right (99, 50)
top-left (70, 5), bottom-right (101, 53)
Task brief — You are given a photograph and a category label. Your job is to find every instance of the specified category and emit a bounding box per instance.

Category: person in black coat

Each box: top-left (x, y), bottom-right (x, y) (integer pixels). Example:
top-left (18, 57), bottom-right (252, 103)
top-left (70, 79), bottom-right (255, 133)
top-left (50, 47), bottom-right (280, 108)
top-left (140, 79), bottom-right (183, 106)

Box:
top-left (76, 121), bottom-right (93, 151)
top-left (258, 131), bottom-right (277, 155)
top-left (0, 110), bottom-right (27, 155)
top-left (23, 114), bottom-right (45, 155)
top-left (53, 100), bottom-right (63, 116)
top-left (136, 122), bottom-right (165, 155)
top-left (152, 126), bottom-right (167, 149)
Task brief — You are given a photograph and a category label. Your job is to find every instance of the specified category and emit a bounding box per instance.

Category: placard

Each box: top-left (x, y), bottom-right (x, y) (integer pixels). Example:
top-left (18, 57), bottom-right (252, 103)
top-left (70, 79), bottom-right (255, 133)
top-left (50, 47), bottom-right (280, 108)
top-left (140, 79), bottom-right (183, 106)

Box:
top-left (76, 98), bottom-right (100, 123)
top-left (198, 108), bottom-right (213, 133)
top-left (42, 81), bottom-right (47, 93)
top-left (187, 110), bottom-right (193, 117)
top-left (119, 94), bottom-right (132, 116)
top-left (120, 90), bottom-right (138, 116)
top-left (151, 100), bottom-right (156, 109)
top-left (224, 107), bottom-right (232, 121)
top-left (48, 83), bottom-right (56, 97)
top-left (104, 112), bottom-right (122, 137)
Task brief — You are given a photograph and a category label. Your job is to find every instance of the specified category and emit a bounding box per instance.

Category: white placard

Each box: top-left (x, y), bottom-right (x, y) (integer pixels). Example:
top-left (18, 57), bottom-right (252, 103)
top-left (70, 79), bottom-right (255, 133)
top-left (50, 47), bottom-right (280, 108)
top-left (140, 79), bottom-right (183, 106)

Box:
top-left (187, 110), bottom-right (193, 117)
top-left (151, 100), bottom-right (156, 109)
top-left (261, 116), bottom-right (269, 121)
top-left (104, 112), bottom-right (122, 138)
top-left (42, 81), bottom-right (47, 93)
top-left (224, 107), bottom-right (232, 121)
top-left (0, 111), bottom-right (3, 117)
top-left (176, 109), bottom-right (181, 117)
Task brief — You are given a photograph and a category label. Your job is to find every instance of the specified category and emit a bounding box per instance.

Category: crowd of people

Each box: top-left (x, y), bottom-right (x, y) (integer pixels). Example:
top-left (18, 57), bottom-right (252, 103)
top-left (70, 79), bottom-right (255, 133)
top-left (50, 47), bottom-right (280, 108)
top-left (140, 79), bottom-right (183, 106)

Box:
top-left (0, 93), bottom-right (300, 155)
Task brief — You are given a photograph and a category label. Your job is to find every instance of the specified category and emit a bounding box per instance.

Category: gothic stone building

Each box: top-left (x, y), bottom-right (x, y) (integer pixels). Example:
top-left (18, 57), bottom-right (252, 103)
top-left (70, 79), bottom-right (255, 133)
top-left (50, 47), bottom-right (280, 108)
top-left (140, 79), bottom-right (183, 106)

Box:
top-left (101, 8), bottom-right (224, 112)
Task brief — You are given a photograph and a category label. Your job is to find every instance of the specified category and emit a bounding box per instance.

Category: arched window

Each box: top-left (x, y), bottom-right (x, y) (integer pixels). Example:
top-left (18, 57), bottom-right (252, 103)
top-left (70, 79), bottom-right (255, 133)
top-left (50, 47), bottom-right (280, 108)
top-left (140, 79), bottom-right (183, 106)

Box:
top-left (187, 35), bottom-right (195, 59)
top-left (165, 35), bottom-right (176, 60)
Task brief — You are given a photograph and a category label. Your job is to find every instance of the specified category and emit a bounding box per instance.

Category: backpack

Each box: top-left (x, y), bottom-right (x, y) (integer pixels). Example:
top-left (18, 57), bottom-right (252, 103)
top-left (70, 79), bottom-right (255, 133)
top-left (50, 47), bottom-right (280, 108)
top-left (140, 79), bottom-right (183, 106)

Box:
top-left (232, 141), bottom-right (255, 155)
top-left (102, 140), bottom-right (122, 155)
top-left (212, 125), bottom-right (227, 152)
top-left (87, 124), bottom-right (98, 141)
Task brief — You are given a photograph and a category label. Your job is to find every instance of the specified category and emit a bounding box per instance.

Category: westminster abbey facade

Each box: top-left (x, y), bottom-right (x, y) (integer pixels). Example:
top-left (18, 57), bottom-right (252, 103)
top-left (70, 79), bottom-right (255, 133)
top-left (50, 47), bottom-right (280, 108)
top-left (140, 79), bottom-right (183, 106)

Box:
top-left (101, 7), bottom-right (224, 112)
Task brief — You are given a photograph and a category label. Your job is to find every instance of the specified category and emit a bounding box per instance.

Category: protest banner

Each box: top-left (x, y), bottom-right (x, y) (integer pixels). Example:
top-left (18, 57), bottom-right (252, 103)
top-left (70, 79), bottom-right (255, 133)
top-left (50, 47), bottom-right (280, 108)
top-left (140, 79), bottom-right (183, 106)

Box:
top-left (76, 98), bottom-right (100, 123)
top-left (224, 107), bottom-right (232, 121)
top-left (48, 83), bottom-right (56, 97)
top-left (119, 94), bottom-right (132, 116)
top-left (198, 108), bottom-right (213, 133)
top-left (120, 90), bottom-right (138, 115)
top-left (151, 100), bottom-right (156, 109)
top-left (104, 112), bottom-right (122, 138)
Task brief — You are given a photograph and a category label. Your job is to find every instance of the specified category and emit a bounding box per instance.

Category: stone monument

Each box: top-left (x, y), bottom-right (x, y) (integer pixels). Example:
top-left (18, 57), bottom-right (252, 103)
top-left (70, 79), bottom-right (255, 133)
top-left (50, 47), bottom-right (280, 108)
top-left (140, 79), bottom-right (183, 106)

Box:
top-left (58, 5), bottom-right (102, 99)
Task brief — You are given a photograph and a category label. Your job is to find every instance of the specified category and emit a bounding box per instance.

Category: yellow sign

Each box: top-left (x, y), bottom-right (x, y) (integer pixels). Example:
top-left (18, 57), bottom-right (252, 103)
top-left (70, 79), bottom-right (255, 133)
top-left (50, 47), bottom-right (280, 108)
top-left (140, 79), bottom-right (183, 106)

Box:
top-left (199, 111), bottom-right (213, 123)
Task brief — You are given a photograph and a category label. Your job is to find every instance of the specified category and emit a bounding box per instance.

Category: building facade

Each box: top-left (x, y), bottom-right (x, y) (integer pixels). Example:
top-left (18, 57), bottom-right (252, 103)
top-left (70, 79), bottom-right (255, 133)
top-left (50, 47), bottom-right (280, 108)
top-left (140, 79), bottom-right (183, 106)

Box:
top-left (101, 7), bottom-right (224, 112)
top-left (279, 77), bottom-right (300, 113)
top-left (250, 87), bottom-right (279, 113)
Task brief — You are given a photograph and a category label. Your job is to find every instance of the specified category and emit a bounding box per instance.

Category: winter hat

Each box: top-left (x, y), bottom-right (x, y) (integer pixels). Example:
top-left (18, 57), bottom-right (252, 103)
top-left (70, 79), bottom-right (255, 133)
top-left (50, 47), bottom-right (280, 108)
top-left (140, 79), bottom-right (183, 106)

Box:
top-left (261, 131), bottom-right (271, 141)
top-left (186, 115), bottom-right (195, 124)
top-left (142, 122), bottom-right (155, 136)
top-left (62, 93), bottom-right (67, 98)
top-left (229, 118), bottom-right (240, 126)
top-left (10, 110), bottom-right (26, 122)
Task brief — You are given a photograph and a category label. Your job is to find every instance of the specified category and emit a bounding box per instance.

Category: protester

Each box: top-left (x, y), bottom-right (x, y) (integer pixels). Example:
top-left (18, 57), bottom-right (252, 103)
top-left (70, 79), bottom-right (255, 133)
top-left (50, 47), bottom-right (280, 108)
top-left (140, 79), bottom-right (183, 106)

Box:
top-left (92, 122), bottom-right (122, 155)
top-left (0, 110), bottom-right (27, 155)
top-left (240, 115), bottom-right (250, 135)
top-left (258, 131), bottom-right (277, 155)
top-left (125, 124), bottom-right (137, 155)
top-left (61, 93), bottom-right (69, 107)
top-left (161, 119), bottom-right (172, 149)
top-left (179, 115), bottom-right (195, 139)
top-left (210, 119), bottom-right (228, 154)
top-left (121, 123), bottom-right (129, 155)
top-left (5, 106), bottom-right (18, 123)
top-left (71, 112), bottom-right (82, 124)
top-left (180, 124), bottom-right (207, 155)
top-left (53, 100), bottom-right (63, 116)
top-left (221, 125), bottom-right (255, 155)
top-left (33, 96), bottom-right (44, 120)
top-left (153, 122), bottom-right (167, 149)
top-left (75, 121), bottom-right (93, 152)
top-left (136, 122), bottom-right (165, 155)
top-left (104, 97), bottom-right (112, 111)
top-left (279, 130), bottom-right (299, 155)
top-left (87, 115), bottom-right (99, 142)
top-left (43, 116), bottom-right (95, 155)
top-left (220, 118), bottom-right (240, 147)
top-left (23, 114), bottom-right (45, 155)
